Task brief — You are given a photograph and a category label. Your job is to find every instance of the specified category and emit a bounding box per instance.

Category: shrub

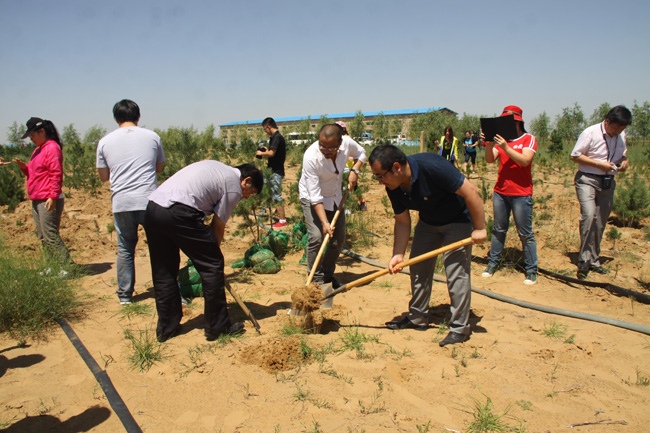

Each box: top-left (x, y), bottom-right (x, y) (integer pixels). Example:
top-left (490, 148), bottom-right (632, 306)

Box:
top-left (613, 172), bottom-right (650, 226)
top-left (0, 241), bottom-right (81, 341)
top-left (0, 166), bottom-right (25, 212)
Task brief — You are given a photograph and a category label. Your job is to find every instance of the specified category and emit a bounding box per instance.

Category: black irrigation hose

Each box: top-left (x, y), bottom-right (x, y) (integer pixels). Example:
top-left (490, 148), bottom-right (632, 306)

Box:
top-left (342, 248), bottom-right (650, 304)
top-left (340, 248), bottom-right (650, 336)
top-left (55, 317), bottom-right (143, 433)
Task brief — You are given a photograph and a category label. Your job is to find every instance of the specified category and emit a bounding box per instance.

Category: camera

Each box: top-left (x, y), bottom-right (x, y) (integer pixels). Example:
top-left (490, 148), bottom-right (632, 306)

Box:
top-left (255, 146), bottom-right (267, 159)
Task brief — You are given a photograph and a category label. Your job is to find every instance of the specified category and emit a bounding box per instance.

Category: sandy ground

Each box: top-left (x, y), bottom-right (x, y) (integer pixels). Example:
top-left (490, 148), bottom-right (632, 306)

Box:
top-left (1, 160), bottom-right (650, 433)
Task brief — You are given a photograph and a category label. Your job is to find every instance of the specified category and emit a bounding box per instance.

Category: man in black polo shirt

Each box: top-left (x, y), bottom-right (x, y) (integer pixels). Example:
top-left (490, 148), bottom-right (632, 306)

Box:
top-left (368, 144), bottom-right (487, 346)
top-left (256, 117), bottom-right (287, 227)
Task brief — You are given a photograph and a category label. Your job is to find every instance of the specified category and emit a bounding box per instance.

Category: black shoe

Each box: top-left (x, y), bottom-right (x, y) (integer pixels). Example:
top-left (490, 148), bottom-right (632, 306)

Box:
top-left (438, 331), bottom-right (468, 347)
top-left (157, 323), bottom-right (182, 343)
top-left (590, 266), bottom-right (609, 275)
top-left (324, 277), bottom-right (342, 290)
top-left (205, 322), bottom-right (246, 341)
top-left (385, 317), bottom-right (428, 331)
top-left (577, 269), bottom-right (589, 280)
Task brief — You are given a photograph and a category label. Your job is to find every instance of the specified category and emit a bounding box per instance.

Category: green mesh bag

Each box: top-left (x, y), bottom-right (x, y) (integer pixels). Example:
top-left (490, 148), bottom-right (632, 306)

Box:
top-left (179, 282), bottom-right (203, 298)
top-left (298, 233), bottom-right (309, 266)
top-left (292, 221), bottom-right (307, 244)
top-left (252, 257), bottom-right (281, 274)
top-left (244, 244), bottom-right (263, 262)
top-left (230, 258), bottom-right (249, 269)
top-left (267, 230), bottom-right (290, 258)
top-left (179, 260), bottom-right (201, 284)
top-left (250, 248), bottom-right (281, 274)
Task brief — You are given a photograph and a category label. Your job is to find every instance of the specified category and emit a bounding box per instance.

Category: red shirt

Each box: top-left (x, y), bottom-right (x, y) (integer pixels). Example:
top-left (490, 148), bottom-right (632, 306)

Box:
top-left (494, 134), bottom-right (537, 196)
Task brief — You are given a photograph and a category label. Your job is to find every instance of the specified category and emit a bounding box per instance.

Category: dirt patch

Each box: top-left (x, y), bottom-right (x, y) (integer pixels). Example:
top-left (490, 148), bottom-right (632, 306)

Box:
top-left (240, 336), bottom-right (308, 372)
top-left (290, 281), bottom-right (322, 312)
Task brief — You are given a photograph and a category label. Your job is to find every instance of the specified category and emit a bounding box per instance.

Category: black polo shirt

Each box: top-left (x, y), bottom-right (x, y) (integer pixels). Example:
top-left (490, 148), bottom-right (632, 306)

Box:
top-left (386, 153), bottom-right (471, 226)
top-left (267, 131), bottom-right (286, 177)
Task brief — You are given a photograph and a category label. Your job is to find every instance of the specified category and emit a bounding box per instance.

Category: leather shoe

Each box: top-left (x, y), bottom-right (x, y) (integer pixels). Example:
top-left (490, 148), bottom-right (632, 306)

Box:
top-left (157, 323), bottom-right (182, 343)
top-left (439, 331), bottom-right (468, 347)
top-left (205, 322), bottom-right (246, 341)
top-left (590, 266), bottom-right (609, 275)
top-left (385, 317), bottom-right (428, 331)
top-left (324, 277), bottom-right (342, 290)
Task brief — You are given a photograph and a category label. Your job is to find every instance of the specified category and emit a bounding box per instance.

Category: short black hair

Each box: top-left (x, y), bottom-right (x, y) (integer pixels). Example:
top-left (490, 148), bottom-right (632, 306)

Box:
top-left (262, 117), bottom-right (277, 129)
top-left (606, 105), bottom-right (632, 126)
top-left (236, 163), bottom-right (264, 192)
top-left (113, 99), bottom-right (140, 124)
top-left (368, 144), bottom-right (407, 170)
top-left (319, 124), bottom-right (343, 142)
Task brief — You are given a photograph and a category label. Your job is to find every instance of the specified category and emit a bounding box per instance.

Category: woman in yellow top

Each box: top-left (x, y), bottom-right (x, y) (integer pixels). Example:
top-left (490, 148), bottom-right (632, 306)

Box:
top-left (436, 126), bottom-right (460, 165)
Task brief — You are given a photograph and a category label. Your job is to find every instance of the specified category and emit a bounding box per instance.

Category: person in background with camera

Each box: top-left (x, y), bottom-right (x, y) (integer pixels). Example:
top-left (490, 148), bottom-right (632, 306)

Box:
top-left (570, 105), bottom-right (632, 280)
top-left (14, 117), bottom-right (72, 267)
top-left (481, 106), bottom-right (538, 285)
top-left (256, 117), bottom-right (287, 228)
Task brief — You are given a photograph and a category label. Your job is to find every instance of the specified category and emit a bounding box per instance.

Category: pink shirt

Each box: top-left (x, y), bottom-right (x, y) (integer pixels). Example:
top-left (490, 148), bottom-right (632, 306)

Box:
top-left (494, 133), bottom-right (537, 196)
top-left (21, 140), bottom-right (64, 200)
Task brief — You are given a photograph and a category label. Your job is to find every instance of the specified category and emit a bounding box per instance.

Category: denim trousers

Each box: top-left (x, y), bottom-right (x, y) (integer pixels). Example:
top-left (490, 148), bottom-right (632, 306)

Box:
top-left (408, 220), bottom-right (473, 335)
top-left (114, 210), bottom-right (146, 300)
top-left (487, 192), bottom-right (538, 274)
top-left (31, 198), bottom-right (70, 264)
top-left (574, 171), bottom-right (615, 269)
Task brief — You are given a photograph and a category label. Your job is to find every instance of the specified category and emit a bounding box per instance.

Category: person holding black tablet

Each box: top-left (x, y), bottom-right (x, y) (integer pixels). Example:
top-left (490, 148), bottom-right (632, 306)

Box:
top-left (481, 106), bottom-right (538, 285)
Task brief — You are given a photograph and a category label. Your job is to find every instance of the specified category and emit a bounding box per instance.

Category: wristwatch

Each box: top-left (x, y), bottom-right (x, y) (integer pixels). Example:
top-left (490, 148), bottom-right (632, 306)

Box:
top-left (350, 168), bottom-right (359, 174)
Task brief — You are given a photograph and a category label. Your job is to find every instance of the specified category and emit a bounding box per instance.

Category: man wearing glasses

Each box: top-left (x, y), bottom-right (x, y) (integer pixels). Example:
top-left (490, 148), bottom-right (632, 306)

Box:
top-left (298, 124), bottom-right (366, 288)
top-left (368, 144), bottom-right (487, 346)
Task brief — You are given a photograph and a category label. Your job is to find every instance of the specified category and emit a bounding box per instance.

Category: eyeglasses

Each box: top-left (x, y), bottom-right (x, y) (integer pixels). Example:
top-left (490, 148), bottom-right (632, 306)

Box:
top-left (372, 168), bottom-right (392, 181)
top-left (319, 144), bottom-right (340, 152)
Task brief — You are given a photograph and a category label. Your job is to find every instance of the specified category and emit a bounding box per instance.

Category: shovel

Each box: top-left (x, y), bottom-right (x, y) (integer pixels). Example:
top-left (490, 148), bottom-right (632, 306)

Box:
top-left (321, 237), bottom-right (473, 301)
top-left (291, 188), bottom-right (350, 315)
top-left (305, 188), bottom-right (350, 286)
top-left (225, 280), bottom-right (261, 333)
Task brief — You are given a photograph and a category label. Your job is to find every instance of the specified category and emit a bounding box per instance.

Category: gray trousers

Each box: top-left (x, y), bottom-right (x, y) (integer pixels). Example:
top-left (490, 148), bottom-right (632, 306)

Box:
top-left (408, 220), bottom-right (473, 335)
top-left (574, 171), bottom-right (615, 269)
top-left (300, 198), bottom-right (346, 283)
top-left (32, 198), bottom-right (71, 264)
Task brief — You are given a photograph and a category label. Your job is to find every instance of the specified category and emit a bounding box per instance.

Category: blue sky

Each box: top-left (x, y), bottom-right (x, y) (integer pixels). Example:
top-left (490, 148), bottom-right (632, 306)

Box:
top-left (1, 0), bottom-right (648, 141)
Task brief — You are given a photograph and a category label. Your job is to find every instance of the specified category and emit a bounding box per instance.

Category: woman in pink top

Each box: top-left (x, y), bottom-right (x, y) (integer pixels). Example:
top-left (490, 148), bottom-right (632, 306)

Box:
top-left (14, 117), bottom-right (71, 264)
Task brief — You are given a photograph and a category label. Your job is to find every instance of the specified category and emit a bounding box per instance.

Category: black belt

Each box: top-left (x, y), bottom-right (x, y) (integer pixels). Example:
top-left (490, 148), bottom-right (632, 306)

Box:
top-left (578, 171), bottom-right (608, 178)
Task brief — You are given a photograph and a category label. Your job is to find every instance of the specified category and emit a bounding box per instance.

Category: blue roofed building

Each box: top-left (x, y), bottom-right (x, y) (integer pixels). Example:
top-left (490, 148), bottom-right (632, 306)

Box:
top-left (219, 107), bottom-right (456, 145)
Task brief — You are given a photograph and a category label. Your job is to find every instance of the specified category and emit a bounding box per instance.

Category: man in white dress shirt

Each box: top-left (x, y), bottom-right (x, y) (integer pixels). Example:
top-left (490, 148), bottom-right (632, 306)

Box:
top-left (570, 105), bottom-right (632, 279)
top-left (299, 124), bottom-right (367, 286)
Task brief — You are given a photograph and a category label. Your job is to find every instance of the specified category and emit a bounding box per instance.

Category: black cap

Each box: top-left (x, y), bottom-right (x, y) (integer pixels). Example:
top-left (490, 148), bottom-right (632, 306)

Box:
top-left (21, 117), bottom-right (45, 139)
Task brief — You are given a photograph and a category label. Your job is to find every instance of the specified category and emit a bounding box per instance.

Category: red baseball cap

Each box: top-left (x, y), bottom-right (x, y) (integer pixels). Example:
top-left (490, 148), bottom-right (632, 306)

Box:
top-left (335, 121), bottom-right (347, 129)
top-left (500, 105), bottom-right (523, 122)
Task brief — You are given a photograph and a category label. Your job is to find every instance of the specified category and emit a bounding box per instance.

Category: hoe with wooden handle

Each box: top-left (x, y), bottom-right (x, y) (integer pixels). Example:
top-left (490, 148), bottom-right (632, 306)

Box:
top-left (321, 237), bottom-right (474, 302)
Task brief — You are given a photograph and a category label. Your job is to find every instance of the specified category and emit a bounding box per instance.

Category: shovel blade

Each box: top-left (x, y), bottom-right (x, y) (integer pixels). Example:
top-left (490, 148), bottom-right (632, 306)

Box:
top-left (320, 284), bottom-right (334, 310)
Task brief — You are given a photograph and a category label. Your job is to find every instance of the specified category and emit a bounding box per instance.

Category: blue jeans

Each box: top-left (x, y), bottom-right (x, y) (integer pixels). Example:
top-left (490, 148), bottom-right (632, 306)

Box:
top-left (487, 192), bottom-right (538, 274)
top-left (114, 210), bottom-right (146, 300)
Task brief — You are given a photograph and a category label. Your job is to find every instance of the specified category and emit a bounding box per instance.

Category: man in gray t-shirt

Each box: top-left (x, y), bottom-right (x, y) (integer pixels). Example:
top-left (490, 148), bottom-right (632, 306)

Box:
top-left (144, 161), bottom-right (263, 343)
top-left (97, 99), bottom-right (165, 304)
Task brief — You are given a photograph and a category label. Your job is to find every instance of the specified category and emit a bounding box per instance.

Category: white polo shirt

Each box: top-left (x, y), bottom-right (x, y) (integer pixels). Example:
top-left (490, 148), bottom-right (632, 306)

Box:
top-left (571, 122), bottom-right (627, 175)
top-left (299, 137), bottom-right (367, 211)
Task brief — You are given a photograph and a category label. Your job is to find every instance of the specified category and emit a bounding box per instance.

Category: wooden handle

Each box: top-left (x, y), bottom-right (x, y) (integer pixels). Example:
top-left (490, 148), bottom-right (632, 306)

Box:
top-left (322, 237), bottom-right (473, 300)
top-left (305, 189), bottom-right (351, 286)
top-left (225, 281), bottom-right (261, 332)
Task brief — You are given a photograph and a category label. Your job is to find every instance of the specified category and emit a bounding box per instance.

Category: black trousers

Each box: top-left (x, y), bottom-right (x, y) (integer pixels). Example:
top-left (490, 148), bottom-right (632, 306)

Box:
top-left (144, 201), bottom-right (230, 340)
